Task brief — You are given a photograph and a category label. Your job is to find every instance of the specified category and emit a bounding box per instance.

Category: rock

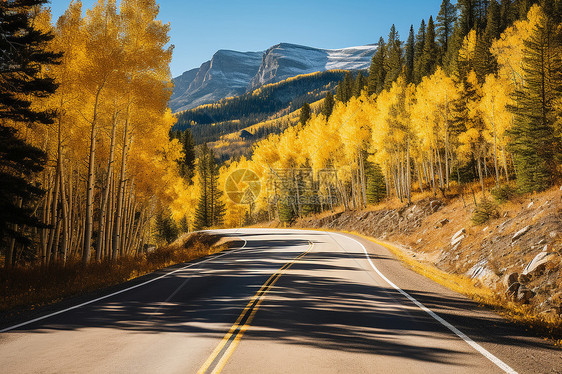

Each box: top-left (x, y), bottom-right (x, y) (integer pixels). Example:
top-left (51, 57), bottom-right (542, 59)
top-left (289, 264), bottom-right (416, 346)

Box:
top-left (522, 247), bottom-right (553, 276)
top-left (549, 231), bottom-right (557, 239)
top-left (451, 228), bottom-right (465, 241)
top-left (503, 272), bottom-right (519, 288)
top-left (451, 234), bottom-right (465, 247)
top-left (468, 262), bottom-right (498, 288)
top-left (451, 228), bottom-right (466, 246)
top-left (506, 282), bottom-right (520, 299)
top-left (518, 273), bottom-right (530, 284)
top-left (483, 226), bottom-right (489, 232)
top-left (512, 225), bottom-right (531, 242)
top-left (430, 200), bottom-right (443, 212)
top-left (498, 219), bottom-right (511, 233)
top-left (434, 218), bottom-right (449, 228)
top-left (517, 285), bottom-right (535, 304)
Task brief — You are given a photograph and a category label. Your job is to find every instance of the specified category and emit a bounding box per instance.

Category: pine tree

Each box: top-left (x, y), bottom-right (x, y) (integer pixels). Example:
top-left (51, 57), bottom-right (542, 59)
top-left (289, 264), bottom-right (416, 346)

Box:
top-left (367, 37), bottom-right (387, 95)
top-left (194, 145), bottom-right (210, 230)
top-left (336, 72), bottom-right (354, 102)
top-left (508, 5), bottom-right (561, 192)
top-left (344, 71), bottom-right (354, 101)
top-left (384, 25), bottom-right (403, 89)
top-left (179, 215), bottom-right (189, 233)
top-left (475, 0), bottom-right (502, 80)
top-left (457, 0), bottom-right (476, 36)
top-left (323, 91), bottom-right (335, 118)
top-left (405, 25), bottom-right (415, 83)
top-left (194, 144), bottom-right (225, 229)
top-left (500, 0), bottom-right (517, 30)
top-left (353, 71), bottom-right (366, 97)
top-left (0, 0), bottom-right (60, 262)
top-left (413, 19), bottom-right (426, 83)
top-left (420, 16), bottom-right (438, 79)
top-left (475, 0), bottom-right (490, 30)
top-left (436, 0), bottom-right (458, 54)
top-left (155, 209), bottom-right (179, 244)
top-left (179, 129), bottom-right (196, 182)
top-left (366, 161), bottom-right (386, 203)
top-left (299, 102), bottom-right (311, 125)
top-left (208, 149), bottom-right (226, 227)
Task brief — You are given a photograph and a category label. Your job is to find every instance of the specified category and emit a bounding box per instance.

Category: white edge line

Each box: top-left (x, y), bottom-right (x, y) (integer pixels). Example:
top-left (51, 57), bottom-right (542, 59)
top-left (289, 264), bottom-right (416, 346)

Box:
top-left (330, 232), bottom-right (518, 374)
top-left (0, 237), bottom-right (248, 334)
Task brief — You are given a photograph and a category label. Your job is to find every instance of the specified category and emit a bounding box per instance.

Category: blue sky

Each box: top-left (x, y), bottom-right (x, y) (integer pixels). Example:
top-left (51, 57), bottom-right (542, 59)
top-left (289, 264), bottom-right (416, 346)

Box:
top-left (49, 0), bottom-right (445, 77)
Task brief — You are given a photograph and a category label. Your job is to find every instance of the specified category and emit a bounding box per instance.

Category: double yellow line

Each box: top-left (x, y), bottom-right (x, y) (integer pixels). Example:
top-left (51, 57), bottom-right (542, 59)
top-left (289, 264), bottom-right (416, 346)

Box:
top-left (197, 241), bottom-right (313, 374)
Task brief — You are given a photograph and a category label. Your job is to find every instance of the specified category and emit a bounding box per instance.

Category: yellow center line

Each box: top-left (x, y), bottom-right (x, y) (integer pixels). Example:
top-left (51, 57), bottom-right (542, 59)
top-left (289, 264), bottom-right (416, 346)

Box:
top-left (197, 241), bottom-right (314, 374)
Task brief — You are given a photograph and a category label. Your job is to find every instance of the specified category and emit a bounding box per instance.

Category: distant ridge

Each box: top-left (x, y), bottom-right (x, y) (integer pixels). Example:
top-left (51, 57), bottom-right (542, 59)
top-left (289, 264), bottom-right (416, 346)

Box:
top-left (170, 43), bottom-right (377, 112)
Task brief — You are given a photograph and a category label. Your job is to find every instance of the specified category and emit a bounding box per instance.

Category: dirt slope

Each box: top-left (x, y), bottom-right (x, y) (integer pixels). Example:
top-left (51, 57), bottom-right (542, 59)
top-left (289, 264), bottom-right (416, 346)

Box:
top-left (294, 187), bottom-right (562, 320)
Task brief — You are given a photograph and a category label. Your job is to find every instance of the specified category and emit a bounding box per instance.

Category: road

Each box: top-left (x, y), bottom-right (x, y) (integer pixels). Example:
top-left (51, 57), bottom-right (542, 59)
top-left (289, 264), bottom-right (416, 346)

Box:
top-left (0, 229), bottom-right (561, 373)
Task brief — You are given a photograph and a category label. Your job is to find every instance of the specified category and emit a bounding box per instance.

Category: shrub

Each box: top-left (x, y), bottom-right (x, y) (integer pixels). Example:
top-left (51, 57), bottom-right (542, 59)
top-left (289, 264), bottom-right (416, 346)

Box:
top-left (471, 197), bottom-right (499, 225)
top-left (491, 184), bottom-right (517, 204)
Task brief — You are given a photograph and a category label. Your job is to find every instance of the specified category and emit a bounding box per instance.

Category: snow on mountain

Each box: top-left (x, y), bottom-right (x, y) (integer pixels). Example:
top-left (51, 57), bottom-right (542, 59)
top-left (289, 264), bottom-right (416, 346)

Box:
top-left (170, 49), bottom-right (263, 113)
top-left (169, 43), bottom-right (377, 113)
top-left (248, 43), bottom-right (376, 90)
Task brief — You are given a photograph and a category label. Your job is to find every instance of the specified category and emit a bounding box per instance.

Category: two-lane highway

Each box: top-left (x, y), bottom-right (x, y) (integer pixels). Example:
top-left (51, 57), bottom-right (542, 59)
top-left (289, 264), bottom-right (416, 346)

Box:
top-left (1, 229), bottom-right (560, 373)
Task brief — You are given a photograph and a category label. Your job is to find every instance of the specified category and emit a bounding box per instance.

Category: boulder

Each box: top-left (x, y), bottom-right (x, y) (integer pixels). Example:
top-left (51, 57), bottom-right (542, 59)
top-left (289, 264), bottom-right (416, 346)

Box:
top-left (506, 282), bottom-right (520, 299)
top-left (518, 273), bottom-right (530, 284)
top-left (434, 218), bottom-right (449, 228)
top-left (512, 225), bottom-right (531, 242)
top-left (517, 285), bottom-right (535, 304)
top-left (503, 272), bottom-right (519, 288)
top-left (468, 261), bottom-right (498, 288)
top-left (430, 200), bottom-right (443, 212)
top-left (522, 247), bottom-right (553, 276)
top-left (451, 228), bottom-right (466, 246)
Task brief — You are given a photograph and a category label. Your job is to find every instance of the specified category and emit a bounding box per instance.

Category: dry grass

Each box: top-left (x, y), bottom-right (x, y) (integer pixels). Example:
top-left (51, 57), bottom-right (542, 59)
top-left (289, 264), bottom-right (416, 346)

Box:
top-left (0, 232), bottom-right (232, 314)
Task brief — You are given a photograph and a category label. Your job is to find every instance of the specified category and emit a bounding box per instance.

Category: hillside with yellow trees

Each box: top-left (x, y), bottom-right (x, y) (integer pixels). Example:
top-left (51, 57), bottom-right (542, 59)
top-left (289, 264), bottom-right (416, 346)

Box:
top-left (210, 1), bottom-right (562, 228)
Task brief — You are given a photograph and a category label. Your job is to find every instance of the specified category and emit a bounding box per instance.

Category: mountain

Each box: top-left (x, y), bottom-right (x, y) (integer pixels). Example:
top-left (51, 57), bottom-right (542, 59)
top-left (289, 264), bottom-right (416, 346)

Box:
top-left (248, 43), bottom-right (377, 90)
top-left (170, 50), bottom-right (263, 112)
top-left (169, 43), bottom-right (377, 113)
top-left (174, 70), bottom-right (348, 145)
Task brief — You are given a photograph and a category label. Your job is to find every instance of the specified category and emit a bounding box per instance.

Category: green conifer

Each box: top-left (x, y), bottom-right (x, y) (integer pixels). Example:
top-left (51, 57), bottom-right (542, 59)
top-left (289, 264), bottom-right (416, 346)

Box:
top-left (323, 91), bottom-right (335, 118)
top-left (405, 25), bottom-right (416, 83)
top-left (366, 161), bottom-right (386, 203)
top-left (508, 6), bottom-right (562, 192)
top-left (353, 72), bottom-right (366, 97)
top-left (299, 102), bottom-right (311, 125)
top-left (413, 19), bottom-right (426, 83)
top-left (367, 37), bottom-right (387, 95)
top-left (420, 16), bottom-right (438, 79)
top-left (384, 25), bottom-right (403, 89)
top-left (0, 0), bottom-right (61, 253)
top-left (436, 0), bottom-right (457, 54)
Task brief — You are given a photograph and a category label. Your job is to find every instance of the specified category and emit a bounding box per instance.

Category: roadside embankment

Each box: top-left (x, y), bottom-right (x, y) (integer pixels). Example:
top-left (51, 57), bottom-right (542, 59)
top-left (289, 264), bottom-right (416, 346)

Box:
top-left (293, 186), bottom-right (562, 341)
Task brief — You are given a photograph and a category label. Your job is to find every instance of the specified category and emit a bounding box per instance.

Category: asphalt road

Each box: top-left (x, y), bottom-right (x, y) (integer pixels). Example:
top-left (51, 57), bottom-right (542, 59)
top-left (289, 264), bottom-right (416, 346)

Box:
top-left (1, 229), bottom-right (561, 373)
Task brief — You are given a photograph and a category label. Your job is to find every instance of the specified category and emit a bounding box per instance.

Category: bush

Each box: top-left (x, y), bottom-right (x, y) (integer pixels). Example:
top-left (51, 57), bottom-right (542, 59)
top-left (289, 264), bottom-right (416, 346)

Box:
top-left (491, 184), bottom-right (517, 204)
top-left (471, 197), bottom-right (499, 225)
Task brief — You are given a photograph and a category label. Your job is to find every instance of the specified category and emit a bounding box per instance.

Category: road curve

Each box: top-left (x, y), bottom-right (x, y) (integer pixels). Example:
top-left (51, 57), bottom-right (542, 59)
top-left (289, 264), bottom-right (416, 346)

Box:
top-left (0, 229), bottom-right (560, 373)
